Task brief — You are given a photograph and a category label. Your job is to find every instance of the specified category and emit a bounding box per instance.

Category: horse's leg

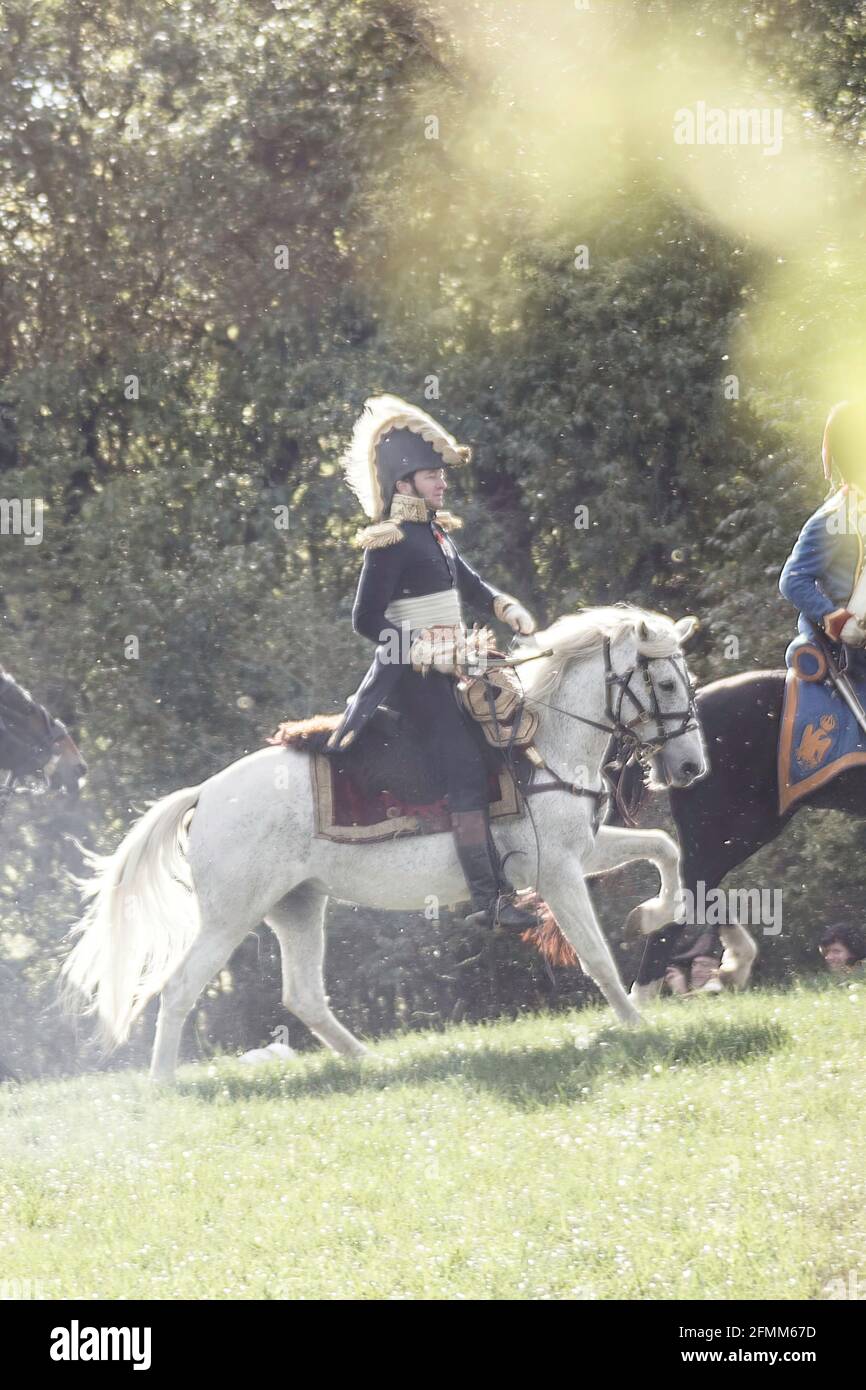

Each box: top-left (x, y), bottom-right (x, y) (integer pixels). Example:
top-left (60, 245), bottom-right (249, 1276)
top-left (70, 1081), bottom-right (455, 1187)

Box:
top-left (150, 914), bottom-right (252, 1084)
top-left (630, 835), bottom-right (736, 1003)
top-left (584, 825), bottom-right (682, 935)
top-left (543, 860), bottom-right (642, 1026)
top-left (265, 882), bottom-right (368, 1058)
top-left (631, 671), bottom-right (793, 996)
top-left (632, 845), bottom-right (765, 999)
top-left (633, 924), bottom-right (687, 1000)
top-left (715, 921), bottom-right (759, 991)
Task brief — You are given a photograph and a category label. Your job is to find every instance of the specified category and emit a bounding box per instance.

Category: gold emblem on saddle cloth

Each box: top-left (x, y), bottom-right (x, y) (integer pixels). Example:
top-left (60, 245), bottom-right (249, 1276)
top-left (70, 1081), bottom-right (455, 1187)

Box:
top-left (456, 662), bottom-right (540, 749)
top-left (795, 713), bottom-right (837, 771)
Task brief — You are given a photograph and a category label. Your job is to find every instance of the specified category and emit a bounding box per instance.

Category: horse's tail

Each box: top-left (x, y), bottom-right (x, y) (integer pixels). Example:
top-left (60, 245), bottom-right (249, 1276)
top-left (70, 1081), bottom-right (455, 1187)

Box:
top-left (61, 785), bottom-right (202, 1047)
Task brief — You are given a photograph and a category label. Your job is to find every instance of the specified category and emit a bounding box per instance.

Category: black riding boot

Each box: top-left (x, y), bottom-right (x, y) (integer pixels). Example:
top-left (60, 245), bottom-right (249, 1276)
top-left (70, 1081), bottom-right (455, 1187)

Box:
top-left (451, 809), bottom-right (537, 930)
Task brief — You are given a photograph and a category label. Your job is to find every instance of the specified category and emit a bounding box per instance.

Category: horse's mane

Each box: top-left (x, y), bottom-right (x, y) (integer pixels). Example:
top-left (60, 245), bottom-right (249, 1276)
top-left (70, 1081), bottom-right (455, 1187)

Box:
top-left (0, 666), bottom-right (38, 717)
top-left (514, 604), bottom-right (681, 701)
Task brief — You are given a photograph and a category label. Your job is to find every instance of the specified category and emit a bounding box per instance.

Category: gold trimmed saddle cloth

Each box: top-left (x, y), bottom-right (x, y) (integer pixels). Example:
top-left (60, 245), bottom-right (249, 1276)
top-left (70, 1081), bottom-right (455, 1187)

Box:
top-left (267, 709), bottom-right (523, 844)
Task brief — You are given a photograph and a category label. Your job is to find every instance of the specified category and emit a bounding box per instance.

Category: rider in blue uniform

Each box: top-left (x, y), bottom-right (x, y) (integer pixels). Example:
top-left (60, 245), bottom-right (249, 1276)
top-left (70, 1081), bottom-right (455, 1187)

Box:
top-left (779, 400), bottom-right (866, 679)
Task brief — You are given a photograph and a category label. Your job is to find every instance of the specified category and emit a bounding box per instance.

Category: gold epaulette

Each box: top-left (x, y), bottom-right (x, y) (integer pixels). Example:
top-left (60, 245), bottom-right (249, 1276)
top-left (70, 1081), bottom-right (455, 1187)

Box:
top-left (354, 507), bottom-right (463, 548)
top-left (355, 519), bottom-right (405, 549)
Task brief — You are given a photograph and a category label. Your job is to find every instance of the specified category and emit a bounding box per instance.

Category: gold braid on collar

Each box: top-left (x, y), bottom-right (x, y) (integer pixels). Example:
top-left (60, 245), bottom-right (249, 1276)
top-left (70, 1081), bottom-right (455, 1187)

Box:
top-left (355, 493), bottom-right (463, 549)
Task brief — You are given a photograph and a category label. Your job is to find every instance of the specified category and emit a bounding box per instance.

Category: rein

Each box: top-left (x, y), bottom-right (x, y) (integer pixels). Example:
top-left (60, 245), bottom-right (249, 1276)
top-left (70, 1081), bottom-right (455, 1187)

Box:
top-left (481, 634), bottom-right (698, 820)
top-left (515, 636), bottom-right (698, 749)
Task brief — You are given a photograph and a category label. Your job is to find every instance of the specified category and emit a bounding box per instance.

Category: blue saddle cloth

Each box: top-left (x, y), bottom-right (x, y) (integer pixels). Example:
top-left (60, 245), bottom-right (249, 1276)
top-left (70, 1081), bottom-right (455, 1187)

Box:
top-left (779, 636), bottom-right (866, 813)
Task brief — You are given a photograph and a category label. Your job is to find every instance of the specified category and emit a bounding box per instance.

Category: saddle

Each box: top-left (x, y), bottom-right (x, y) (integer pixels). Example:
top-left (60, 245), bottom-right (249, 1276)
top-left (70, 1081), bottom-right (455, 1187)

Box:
top-left (268, 706), bottom-right (525, 843)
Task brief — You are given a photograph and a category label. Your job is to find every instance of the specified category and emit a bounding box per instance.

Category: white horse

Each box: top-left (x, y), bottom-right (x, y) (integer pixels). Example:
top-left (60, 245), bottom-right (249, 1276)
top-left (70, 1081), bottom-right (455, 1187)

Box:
top-left (63, 605), bottom-right (708, 1083)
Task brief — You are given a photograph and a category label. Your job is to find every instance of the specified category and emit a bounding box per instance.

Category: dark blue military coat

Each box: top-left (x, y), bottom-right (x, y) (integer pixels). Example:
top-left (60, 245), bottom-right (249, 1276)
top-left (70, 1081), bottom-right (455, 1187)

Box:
top-left (328, 508), bottom-right (504, 751)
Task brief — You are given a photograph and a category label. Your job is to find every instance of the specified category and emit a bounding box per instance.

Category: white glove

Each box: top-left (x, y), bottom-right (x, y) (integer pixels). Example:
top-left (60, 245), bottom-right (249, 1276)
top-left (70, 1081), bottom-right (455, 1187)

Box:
top-left (494, 594), bottom-right (536, 636)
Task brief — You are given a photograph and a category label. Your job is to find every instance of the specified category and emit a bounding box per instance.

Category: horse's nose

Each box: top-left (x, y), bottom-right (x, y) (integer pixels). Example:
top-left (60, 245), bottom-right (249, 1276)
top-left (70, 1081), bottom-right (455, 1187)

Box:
top-left (60, 760), bottom-right (87, 795)
top-left (680, 760), bottom-right (700, 779)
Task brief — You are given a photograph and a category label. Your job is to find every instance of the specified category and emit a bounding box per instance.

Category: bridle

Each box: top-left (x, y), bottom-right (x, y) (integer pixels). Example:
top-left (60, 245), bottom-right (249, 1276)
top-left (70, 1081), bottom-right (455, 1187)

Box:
top-left (483, 633), bottom-right (700, 823)
top-left (493, 633), bottom-right (699, 755)
top-left (599, 634), bottom-right (700, 756)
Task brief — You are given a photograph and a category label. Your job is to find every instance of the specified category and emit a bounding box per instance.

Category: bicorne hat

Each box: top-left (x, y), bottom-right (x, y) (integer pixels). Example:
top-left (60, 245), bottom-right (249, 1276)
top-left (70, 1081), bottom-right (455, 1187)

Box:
top-left (340, 394), bottom-right (470, 524)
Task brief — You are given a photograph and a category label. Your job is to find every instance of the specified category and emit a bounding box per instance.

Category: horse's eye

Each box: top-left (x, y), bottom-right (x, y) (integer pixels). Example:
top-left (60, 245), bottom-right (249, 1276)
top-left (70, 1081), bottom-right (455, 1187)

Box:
top-left (659, 681), bottom-right (675, 693)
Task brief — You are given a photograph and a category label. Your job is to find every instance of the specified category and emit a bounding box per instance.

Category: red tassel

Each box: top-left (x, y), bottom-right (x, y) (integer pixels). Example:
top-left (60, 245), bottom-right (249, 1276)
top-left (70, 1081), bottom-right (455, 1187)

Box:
top-left (513, 891), bottom-right (578, 967)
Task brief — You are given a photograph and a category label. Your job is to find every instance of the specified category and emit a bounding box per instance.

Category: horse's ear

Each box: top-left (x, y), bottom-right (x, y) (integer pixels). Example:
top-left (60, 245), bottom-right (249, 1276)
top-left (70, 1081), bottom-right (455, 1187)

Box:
top-left (674, 615), bottom-right (699, 647)
top-left (636, 618), bottom-right (650, 644)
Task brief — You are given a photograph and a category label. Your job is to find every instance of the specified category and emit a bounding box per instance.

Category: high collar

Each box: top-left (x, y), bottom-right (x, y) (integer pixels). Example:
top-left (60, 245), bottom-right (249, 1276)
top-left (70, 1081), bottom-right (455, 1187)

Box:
top-left (388, 493), bottom-right (430, 524)
top-left (387, 493), bottom-right (462, 532)
top-left (355, 497), bottom-right (463, 549)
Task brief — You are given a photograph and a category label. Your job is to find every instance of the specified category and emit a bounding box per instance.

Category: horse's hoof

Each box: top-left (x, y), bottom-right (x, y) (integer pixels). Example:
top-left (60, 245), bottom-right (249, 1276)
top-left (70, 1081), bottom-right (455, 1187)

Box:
top-left (626, 900), bottom-right (671, 936)
top-left (629, 980), bottom-right (662, 1007)
top-left (616, 1004), bottom-right (643, 1028)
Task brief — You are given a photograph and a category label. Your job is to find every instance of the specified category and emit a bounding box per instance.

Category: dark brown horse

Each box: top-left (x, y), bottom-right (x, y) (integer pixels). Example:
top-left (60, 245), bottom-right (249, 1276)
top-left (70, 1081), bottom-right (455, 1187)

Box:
top-left (617, 667), bottom-right (866, 997)
top-left (0, 665), bottom-right (87, 804)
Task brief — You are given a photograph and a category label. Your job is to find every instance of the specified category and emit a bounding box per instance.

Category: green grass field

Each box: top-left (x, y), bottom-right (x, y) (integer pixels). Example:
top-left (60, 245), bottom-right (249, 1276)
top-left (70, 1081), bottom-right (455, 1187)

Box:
top-left (2, 980), bottom-right (865, 1300)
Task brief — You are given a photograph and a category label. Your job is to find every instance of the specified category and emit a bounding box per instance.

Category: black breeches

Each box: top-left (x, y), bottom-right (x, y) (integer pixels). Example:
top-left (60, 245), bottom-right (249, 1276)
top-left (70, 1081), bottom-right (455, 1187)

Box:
top-left (395, 669), bottom-right (489, 812)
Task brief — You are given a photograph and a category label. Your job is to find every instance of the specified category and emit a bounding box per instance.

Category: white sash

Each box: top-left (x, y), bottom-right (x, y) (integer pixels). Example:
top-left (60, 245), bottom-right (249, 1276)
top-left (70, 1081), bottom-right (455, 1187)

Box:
top-left (384, 588), bottom-right (462, 631)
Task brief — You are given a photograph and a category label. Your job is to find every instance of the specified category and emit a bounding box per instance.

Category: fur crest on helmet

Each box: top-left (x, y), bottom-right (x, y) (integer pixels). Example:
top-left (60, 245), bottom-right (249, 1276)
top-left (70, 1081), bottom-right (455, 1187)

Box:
top-left (340, 394), bottom-right (470, 522)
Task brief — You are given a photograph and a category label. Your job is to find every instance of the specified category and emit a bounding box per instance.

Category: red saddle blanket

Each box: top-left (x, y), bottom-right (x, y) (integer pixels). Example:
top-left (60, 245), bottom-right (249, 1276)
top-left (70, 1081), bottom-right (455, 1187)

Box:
top-left (267, 708), bottom-right (525, 844)
top-left (309, 753), bottom-right (522, 843)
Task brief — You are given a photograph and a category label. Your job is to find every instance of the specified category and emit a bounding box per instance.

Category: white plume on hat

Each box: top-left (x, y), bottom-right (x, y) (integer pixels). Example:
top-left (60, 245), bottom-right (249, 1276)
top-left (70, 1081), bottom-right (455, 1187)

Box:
top-left (340, 393), bottom-right (470, 522)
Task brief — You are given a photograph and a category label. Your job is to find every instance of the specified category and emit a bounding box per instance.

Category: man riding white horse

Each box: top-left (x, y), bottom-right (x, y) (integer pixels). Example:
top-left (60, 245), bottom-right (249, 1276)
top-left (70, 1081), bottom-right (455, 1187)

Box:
top-left (326, 394), bottom-right (539, 930)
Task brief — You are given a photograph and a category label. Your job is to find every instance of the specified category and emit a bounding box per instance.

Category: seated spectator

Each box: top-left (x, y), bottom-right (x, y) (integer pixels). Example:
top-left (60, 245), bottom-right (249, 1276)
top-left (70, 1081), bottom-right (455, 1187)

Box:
top-left (819, 923), bottom-right (866, 975)
top-left (663, 928), bottom-right (721, 996)
top-left (664, 954), bottom-right (719, 995)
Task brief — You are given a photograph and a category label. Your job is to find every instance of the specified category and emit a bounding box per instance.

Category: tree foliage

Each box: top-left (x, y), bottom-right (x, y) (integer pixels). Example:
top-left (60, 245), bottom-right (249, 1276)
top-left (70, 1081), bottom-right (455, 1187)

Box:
top-left (2, 0), bottom-right (865, 1076)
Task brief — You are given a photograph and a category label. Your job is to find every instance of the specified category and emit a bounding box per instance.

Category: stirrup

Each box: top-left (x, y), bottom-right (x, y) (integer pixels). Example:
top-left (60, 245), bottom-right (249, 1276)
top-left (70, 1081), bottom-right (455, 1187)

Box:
top-left (494, 893), bottom-right (540, 932)
top-left (463, 891), bottom-right (538, 931)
